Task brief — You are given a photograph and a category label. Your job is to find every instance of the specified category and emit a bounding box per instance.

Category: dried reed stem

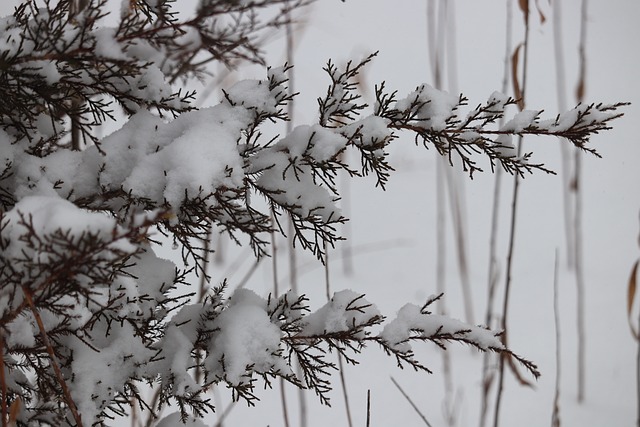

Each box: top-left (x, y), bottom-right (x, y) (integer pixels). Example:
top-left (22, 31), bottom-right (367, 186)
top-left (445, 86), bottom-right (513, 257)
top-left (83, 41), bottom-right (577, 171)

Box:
top-left (0, 332), bottom-right (6, 427)
top-left (552, 250), bottom-right (561, 427)
top-left (479, 3), bottom-right (513, 426)
top-left (391, 377), bottom-right (433, 427)
top-left (552, 0), bottom-right (575, 269)
top-left (494, 1), bottom-right (531, 425)
top-left (23, 287), bottom-right (84, 427)
top-left (574, 0), bottom-right (589, 403)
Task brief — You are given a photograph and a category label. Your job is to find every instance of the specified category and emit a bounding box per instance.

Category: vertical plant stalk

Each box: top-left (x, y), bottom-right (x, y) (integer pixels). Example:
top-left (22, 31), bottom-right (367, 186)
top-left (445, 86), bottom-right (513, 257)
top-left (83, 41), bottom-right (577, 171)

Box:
top-left (391, 377), bottom-right (434, 427)
top-left (195, 225), bottom-right (213, 386)
top-left (574, 0), bottom-right (589, 403)
top-left (284, 4), bottom-right (306, 425)
top-left (479, 3), bottom-right (512, 426)
top-left (366, 390), bottom-right (371, 427)
top-left (0, 331), bottom-right (7, 427)
top-left (324, 244), bottom-right (353, 427)
top-left (428, 1), bottom-right (456, 423)
top-left (636, 213), bottom-right (640, 427)
top-left (494, 2), bottom-right (530, 426)
top-left (444, 163), bottom-right (474, 324)
top-left (23, 287), bottom-right (84, 427)
top-left (442, 0), bottom-right (473, 326)
top-left (271, 213), bottom-right (290, 427)
top-left (552, 0), bottom-right (575, 269)
top-left (552, 250), bottom-right (561, 427)
top-left (340, 154), bottom-right (354, 276)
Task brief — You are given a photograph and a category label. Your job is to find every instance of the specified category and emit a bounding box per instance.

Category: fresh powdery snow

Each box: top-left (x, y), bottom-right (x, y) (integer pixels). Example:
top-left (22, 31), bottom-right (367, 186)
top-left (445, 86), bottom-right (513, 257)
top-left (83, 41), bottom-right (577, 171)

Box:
top-left (204, 289), bottom-right (292, 386)
top-left (302, 289), bottom-right (381, 338)
top-left (395, 84), bottom-right (460, 131)
top-left (155, 412), bottom-right (208, 427)
top-left (380, 302), bottom-right (505, 353)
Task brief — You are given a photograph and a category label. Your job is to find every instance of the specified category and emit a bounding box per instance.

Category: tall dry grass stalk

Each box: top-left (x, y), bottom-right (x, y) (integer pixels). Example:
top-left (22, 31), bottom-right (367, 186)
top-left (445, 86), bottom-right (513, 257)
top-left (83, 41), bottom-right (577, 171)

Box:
top-left (479, 2), bottom-right (513, 426)
top-left (552, 250), bottom-right (562, 427)
top-left (391, 377), bottom-right (434, 427)
top-left (428, 1), bottom-right (456, 424)
top-left (552, 0), bottom-right (575, 269)
top-left (283, 3), bottom-right (307, 425)
top-left (324, 243), bottom-right (354, 427)
top-left (574, 0), bottom-right (589, 403)
top-left (494, 1), bottom-right (531, 425)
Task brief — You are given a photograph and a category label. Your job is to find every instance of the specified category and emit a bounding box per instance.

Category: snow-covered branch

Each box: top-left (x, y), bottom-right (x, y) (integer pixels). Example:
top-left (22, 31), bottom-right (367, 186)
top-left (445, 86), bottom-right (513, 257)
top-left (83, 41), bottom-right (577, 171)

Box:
top-left (0, 1), bottom-right (625, 425)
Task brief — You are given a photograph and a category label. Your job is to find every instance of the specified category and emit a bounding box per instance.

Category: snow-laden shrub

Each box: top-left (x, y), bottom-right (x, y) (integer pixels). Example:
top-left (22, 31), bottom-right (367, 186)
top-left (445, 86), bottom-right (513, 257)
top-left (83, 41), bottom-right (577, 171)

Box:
top-left (0, 1), bottom-right (626, 425)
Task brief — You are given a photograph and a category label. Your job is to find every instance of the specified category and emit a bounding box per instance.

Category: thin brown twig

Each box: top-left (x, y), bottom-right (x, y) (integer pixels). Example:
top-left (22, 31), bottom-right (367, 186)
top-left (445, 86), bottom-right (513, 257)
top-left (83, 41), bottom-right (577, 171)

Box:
top-left (366, 390), bottom-right (371, 427)
top-left (427, 2), bottom-right (456, 423)
top-left (23, 286), bottom-right (84, 427)
top-left (390, 376), bottom-right (433, 427)
top-left (494, 1), bottom-right (531, 425)
top-left (552, 0), bottom-right (575, 269)
top-left (0, 331), bottom-right (6, 427)
top-left (552, 250), bottom-right (561, 427)
top-left (479, 4), bottom-right (512, 426)
top-left (272, 211), bottom-right (290, 427)
top-left (574, 0), bottom-right (589, 403)
top-left (324, 242), bottom-right (354, 427)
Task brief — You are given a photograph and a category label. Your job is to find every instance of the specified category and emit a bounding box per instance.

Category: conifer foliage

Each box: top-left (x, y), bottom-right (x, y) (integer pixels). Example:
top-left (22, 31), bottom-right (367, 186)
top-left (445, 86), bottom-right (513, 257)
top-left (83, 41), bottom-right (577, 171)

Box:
top-left (0, 1), bottom-right (625, 425)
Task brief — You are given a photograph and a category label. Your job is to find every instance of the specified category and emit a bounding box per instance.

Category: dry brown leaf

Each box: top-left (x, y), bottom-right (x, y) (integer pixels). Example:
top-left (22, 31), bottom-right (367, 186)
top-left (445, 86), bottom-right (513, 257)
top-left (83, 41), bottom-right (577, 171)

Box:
top-left (519, 0), bottom-right (530, 22)
top-left (7, 398), bottom-right (21, 427)
top-left (536, 0), bottom-right (547, 24)
top-left (575, 77), bottom-right (585, 102)
top-left (511, 43), bottom-right (525, 111)
top-left (627, 259), bottom-right (639, 340)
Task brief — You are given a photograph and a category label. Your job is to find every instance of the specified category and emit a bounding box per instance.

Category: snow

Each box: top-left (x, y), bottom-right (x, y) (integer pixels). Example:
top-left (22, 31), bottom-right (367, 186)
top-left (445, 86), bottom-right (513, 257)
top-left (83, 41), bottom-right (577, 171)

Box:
top-left (494, 133), bottom-right (516, 157)
top-left (0, 1), bottom-right (634, 426)
top-left (224, 79), bottom-right (283, 115)
top-left (157, 325), bottom-right (200, 395)
top-left (395, 84), bottom-right (460, 131)
top-left (205, 289), bottom-right (292, 386)
top-left (346, 116), bottom-right (393, 146)
top-left (256, 160), bottom-right (341, 221)
top-left (5, 314), bottom-right (35, 348)
top-left (380, 303), bottom-right (504, 354)
top-left (0, 196), bottom-right (126, 262)
top-left (93, 27), bottom-right (128, 60)
top-left (302, 290), bottom-right (381, 338)
top-left (501, 109), bottom-right (542, 133)
top-left (85, 106), bottom-right (249, 213)
top-left (68, 323), bottom-right (154, 425)
top-left (176, 26), bottom-right (202, 51)
top-left (156, 412), bottom-right (209, 427)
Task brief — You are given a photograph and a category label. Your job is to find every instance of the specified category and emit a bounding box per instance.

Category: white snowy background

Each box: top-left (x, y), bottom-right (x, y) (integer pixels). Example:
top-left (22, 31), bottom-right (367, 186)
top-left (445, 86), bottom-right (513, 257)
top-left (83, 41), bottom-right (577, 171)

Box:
top-left (3, 0), bottom-right (639, 426)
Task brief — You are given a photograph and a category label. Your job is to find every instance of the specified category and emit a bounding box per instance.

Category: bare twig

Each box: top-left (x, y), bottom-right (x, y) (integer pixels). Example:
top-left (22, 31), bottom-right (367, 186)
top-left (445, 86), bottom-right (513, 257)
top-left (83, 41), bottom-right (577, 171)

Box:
top-left (325, 242), bottom-right (354, 427)
top-left (272, 213), bottom-right (291, 427)
top-left (552, 250), bottom-right (561, 427)
top-left (391, 376), bottom-right (433, 427)
top-left (23, 287), bottom-right (84, 427)
top-left (574, 0), bottom-right (589, 403)
top-left (428, 1), bottom-right (458, 423)
top-left (552, 0), bottom-right (575, 268)
top-left (366, 390), bottom-right (371, 427)
top-left (479, 3), bottom-right (513, 426)
top-left (0, 331), bottom-right (6, 427)
top-left (494, 1), bottom-right (531, 426)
